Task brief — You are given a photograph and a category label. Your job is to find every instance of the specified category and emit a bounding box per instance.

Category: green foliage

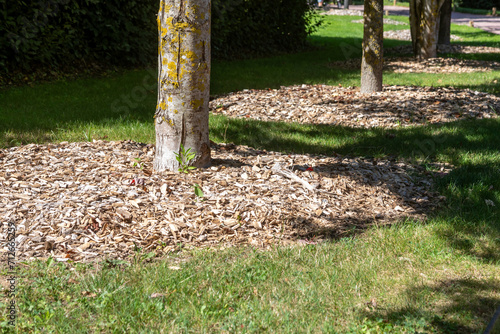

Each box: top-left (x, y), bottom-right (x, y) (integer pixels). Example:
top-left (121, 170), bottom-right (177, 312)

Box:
top-left (456, 0), bottom-right (499, 10)
top-left (9, 230), bottom-right (500, 332)
top-left (174, 144), bottom-right (196, 173)
top-left (132, 157), bottom-right (144, 170)
top-left (0, 0), bottom-right (321, 78)
top-left (193, 183), bottom-right (204, 198)
top-left (211, 0), bottom-right (323, 59)
top-left (0, 0), bottom-right (157, 74)
top-left (454, 6), bottom-right (493, 14)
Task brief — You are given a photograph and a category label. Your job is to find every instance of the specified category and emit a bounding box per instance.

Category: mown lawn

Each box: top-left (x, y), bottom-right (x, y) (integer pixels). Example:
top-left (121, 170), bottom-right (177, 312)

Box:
top-left (1, 14), bottom-right (500, 333)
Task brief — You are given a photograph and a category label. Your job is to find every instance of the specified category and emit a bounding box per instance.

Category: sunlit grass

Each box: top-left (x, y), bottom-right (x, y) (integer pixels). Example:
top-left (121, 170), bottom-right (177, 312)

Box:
top-left (10, 220), bottom-right (500, 333)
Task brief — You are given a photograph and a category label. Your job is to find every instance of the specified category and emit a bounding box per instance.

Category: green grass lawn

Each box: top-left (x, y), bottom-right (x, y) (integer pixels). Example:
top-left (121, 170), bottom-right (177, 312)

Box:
top-left (1, 15), bottom-right (500, 333)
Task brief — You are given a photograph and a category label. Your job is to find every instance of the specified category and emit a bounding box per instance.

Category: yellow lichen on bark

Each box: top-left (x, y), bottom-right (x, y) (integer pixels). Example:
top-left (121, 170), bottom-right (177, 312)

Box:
top-left (154, 0), bottom-right (211, 172)
top-left (190, 99), bottom-right (203, 109)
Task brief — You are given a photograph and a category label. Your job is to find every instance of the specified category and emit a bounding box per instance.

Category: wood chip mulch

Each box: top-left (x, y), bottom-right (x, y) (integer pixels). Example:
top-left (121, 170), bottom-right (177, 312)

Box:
top-left (387, 44), bottom-right (500, 55)
top-left (320, 8), bottom-right (364, 16)
top-left (351, 18), bottom-right (408, 26)
top-left (384, 29), bottom-right (462, 41)
top-left (210, 84), bottom-right (499, 129)
top-left (1, 140), bottom-right (444, 263)
top-left (4, 82), bottom-right (498, 262)
top-left (329, 57), bottom-right (500, 73)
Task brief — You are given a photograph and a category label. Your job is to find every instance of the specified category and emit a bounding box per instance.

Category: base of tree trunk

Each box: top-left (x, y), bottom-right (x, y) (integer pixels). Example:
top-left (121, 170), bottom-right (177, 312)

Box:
top-left (360, 0), bottom-right (384, 93)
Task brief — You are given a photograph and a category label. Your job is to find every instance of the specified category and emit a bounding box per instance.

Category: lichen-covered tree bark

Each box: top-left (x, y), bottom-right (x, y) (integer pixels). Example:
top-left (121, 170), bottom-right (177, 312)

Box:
top-left (410, 0), bottom-right (446, 58)
top-left (360, 0), bottom-right (383, 93)
top-left (154, 0), bottom-right (211, 172)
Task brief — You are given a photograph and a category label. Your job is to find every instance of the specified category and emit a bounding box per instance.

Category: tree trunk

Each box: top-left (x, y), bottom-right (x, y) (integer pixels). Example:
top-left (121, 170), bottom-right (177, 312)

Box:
top-left (409, 0), bottom-right (423, 56)
top-left (360, 0), bottom-right (383, 93)
top-left (344, 0), bottom-right (349, 9)
top-left (409, 0), bottom-right (445, 58)
top-left (420, 0), bottom-right (440, 58)
top-left (154, 0), bottom-right (211, 172)
top-left (438, 0), bottom-right (451, 45)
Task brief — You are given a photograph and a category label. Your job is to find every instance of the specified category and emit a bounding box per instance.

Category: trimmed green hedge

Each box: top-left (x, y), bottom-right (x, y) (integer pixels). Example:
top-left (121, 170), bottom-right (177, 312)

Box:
top-left (212, 0), bottom-right (321, 59)
top-left (454, 6), bottom-right (492, 14)
top-left (0, 0), bottom-right (320, 75)
top-left (0, 0), bottom-right (157, 73)
top-left (457, 0), bottom-right (499, 10)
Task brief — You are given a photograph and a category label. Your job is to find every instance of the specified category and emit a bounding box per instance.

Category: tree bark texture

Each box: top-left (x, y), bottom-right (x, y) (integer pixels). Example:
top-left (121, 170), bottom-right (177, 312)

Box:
top-left (410, 0), bottom-right (446, 58)
top-left (154, 0), bottom-right (211, 172)
top-left (438, 0), bottom-right (451, 45)
top-left (360, 0), bottom-right (383, 93)
top-left (421, 0), bottom-right (440, 58)
top-left (409, 0), bottom-right (422, 56)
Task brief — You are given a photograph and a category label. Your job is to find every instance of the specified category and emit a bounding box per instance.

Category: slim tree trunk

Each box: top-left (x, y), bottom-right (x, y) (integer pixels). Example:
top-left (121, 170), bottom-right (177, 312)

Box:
top-left (360, 0), bottom-right (383, 93)
top-left (344, 0), bottom-right (349, 9)
top-left (421, 0), bottom-right (440, 58)
top-left (410, 0), bottom-right (445, 58)
top-left (438, 0), bottom-right (451, 45)
top-left (154, 0), bottom-right (211, 172)
top-left (409, 0), bottom-right (423, 56)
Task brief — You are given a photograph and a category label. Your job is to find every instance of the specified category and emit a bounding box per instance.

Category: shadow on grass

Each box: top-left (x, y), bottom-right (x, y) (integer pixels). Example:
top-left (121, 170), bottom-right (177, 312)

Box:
top-left (0, 68), bottom-right (157, 124)
top-left (445, 52), bottom-right (500, 63)
top-left (210, 116), bottom-right (500, 161)
top-left (451, 30), bottom-right (500, 47)
top-left (360, 278), bottom-right (500, 333)
top-left (432, 161), bottom-right (500, 263)
top-left (211, 115), bottom-right (500, 258)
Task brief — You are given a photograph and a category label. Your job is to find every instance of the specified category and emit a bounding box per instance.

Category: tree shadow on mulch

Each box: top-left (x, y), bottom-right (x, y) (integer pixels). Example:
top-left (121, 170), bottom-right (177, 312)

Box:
top-left (454, 78), bottom-right (500, 96)
top-left (213, 142), bottom-right (436, 245)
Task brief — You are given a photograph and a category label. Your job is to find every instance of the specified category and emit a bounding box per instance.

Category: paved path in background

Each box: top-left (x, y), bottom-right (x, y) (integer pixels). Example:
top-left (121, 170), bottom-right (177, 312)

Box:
top-left (343, 5), bottom-right (500, 35)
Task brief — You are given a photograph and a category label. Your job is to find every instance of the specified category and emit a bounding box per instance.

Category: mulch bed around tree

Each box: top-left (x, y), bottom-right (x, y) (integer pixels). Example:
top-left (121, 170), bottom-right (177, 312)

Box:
top-left (387, 44), bottom-right (500, 55)
top-left (329, 57), bottom-right (500, 73)
top-left (3, 82), bottom-right (498, 263)
top-left (383, 29), bottom-right (462, 41)
top-left (210, 84), bottom-right (499, 129)
top-left (1, 140), bottom-right (445, 263)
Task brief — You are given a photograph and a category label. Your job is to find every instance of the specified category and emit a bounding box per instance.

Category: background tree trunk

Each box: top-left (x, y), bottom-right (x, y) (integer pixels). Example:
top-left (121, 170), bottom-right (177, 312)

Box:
top-left (438, 0), bottom-right (451, 45)
top-left (344, 0), bottom-right (349, 10)
top-left (409, 0), bottom-right (423, 56)
top-left (420, 0), bottom-right (440, 58)
top-left (360, 0), bottom-right (383, 93)
top-left (410, 0), bottom-right (446, 58)
top-left (154, 0), bottom-right (211, 172)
